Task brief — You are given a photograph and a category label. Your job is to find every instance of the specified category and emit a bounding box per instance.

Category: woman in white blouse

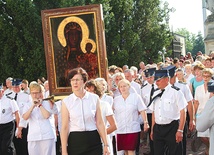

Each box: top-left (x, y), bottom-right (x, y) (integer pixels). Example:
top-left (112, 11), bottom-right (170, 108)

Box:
top-left (194, 68), bottom-right (214, 154)
top-left (85, 78), bottom-right (117, 155)
top-left (22, 82), bottom-right (56, 155)
top-left (60, 67), bottom-right (110, 155)
top-left (113, 79), bottom-right (149, 155)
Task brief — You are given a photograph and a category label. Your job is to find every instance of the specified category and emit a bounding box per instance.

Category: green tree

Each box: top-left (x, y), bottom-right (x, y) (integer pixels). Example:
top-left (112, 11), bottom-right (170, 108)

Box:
top-left (175, 28), bottom-right (205, 56)
top-left (175, 28), bottom-right (196, 54)
top-left (106, 0), bottom-right (173, 67)
top-left (0, 0), bottom-right (65, 82)
top-left (0, 0), bottom-right (174, 82)
top-left (192, 32), bottom-right (205, 56)
top-left (0, 0), bottom-right (46, 82)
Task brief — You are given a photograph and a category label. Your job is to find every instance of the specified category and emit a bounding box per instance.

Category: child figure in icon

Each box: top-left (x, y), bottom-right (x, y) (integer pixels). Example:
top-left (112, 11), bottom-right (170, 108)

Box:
top-left (77, 43), bottom-right (98, 79)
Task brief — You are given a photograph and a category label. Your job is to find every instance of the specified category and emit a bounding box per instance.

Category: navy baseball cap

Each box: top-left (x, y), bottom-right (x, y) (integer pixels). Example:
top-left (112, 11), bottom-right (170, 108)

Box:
top-left (208, 82), bottom-right (214, 92)
top-left (163, 65), bottom-right (176, 78)
top-left (12, 79), bottom-right (22, 86)
top-left (144, 68), bottom-right (156, 78)
top-left (154, 70), bottom-right (169, 81)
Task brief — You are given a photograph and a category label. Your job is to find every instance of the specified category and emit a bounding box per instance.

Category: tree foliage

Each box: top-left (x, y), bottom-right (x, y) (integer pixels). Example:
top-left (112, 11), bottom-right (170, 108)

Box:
top-left (192, 32), bottom-right (205, 56)
top-left (106, 0), bottom-right (173, 66)
top-left (175, 28), bottom-right (205, 56)
top-left (0, 0), bottom-right (174, 82)
top-left (0, 0), bottom-right (45, 82)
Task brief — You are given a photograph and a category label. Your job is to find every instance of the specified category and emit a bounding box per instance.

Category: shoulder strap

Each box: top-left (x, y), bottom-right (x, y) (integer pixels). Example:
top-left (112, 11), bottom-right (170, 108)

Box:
top-left (171, 85), bottom-right (180, 91)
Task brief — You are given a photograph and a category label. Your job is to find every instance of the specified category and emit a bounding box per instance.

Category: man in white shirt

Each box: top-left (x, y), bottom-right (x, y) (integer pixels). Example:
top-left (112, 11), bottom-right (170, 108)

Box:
top-left (151, 69), bottom-right (187, 155)
top-left (138, 61), bottom-right (145, 74)
top-left (12, 78), bottom-right (29, 155)
top-left (141, 68), bottom-right (157, 155)
top-left (21, 79), bottom-right (30, 94)
top-left (4, 77), bottom-right (14, 96)
top-left (124, 69), bottom-right (141, 95)
top-left (164, 65), bottom-right (195, 155)
top-left (0, 86), bottom-right (20, 155)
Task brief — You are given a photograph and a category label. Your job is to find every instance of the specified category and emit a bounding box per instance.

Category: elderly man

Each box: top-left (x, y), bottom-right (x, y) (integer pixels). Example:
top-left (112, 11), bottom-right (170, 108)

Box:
top-left (124, 69), bottom-right (141, 95)
top-left (4, 77), bottom-right (14, 96)
top-left (139, 61), bottom-right (145, 74)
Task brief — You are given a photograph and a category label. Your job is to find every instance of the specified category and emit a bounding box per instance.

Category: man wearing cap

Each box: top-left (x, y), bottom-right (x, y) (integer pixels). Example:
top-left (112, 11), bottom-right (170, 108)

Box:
top-left (196, 82), bottom-right (214, 155)
top-left (0, 86), bottom-right (21, 154)
top-left (164, 66), bottom-right (195, 155)
top-left (150, 69), bottom-right (187, 155)
top-left (12, 79), bottom-right (29, 155)
top-left (141, 68), bottom-right (157, 155)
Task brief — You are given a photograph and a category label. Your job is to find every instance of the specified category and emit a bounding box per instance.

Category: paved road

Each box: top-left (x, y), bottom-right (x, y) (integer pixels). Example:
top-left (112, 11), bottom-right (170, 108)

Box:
top-left (139, 135), bottom-right (206, 155)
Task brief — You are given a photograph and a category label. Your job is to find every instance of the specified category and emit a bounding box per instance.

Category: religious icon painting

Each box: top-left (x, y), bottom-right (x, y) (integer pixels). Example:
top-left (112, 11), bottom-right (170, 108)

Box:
top-left (41, 4), bottom-right (108, 96)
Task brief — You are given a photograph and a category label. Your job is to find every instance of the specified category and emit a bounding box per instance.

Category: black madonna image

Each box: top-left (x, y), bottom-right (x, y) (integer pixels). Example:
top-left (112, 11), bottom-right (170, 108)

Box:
top-left (42, 5), bottom-right (108, 95)
top-left (54, 15), bottom-right (98, 87)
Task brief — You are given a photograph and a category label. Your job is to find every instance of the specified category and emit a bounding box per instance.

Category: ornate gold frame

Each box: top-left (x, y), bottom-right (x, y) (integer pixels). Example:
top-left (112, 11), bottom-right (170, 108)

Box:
top-left (41, 4), bottom-right (108, 96)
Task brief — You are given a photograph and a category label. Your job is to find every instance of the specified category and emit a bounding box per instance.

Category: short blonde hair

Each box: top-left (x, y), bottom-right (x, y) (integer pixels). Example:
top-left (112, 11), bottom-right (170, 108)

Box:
top-left (22, 79), bottom-right (29, 85)
top-left (95, 78), bottom-right (108, 92)
top-left (184, 64), bottom-right (191, 68)
top-left (202, 68), bottom-right (214, 76)
top-left (193, 63), bottom-right (205, 71)
top-left (29, 81), bottom-right (42, 93)
top-left (118, 79), bottom-right (131, 88)
top-left (113, 72), bottom-right (125, 81)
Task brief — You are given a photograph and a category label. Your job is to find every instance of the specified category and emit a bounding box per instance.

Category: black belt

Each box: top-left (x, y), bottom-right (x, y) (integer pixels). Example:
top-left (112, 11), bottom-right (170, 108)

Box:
top-left (0, 120), bottom-right (14, 127)
top-left (156, 120), bottom-right (179, 127)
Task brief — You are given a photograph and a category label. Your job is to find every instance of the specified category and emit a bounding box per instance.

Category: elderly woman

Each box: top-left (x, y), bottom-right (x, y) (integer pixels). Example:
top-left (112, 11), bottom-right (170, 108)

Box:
top-left (60, 67), bottom-right (110, 155)
top-left (194, 68), bottom-right (214, 155)
top-left (113, 79), bottom-right (149, 155)
top-left (22, 81), bottom-right (56, 155)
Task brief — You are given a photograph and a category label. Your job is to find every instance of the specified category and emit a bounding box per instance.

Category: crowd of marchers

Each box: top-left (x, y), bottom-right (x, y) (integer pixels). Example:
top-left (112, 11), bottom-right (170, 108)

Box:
top-left (1, 51), bottom-right (214, 155)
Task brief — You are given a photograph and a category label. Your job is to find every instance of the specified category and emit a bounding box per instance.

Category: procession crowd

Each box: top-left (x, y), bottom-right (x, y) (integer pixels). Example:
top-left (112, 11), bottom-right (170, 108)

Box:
top-left (1, 51), bottom-right (214, 155)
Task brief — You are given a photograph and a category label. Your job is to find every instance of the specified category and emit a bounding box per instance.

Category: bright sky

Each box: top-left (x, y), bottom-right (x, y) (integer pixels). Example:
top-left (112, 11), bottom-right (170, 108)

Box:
top-left (166, 0), bottom-right (211, 36)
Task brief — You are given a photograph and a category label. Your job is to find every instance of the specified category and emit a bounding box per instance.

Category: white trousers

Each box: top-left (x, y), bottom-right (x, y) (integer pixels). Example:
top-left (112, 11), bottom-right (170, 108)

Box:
top-left (28, 139), bottom-right (56, 155)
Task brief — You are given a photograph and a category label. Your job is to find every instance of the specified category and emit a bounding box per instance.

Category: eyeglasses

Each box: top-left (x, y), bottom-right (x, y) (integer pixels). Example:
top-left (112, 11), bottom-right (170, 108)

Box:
top-left (70, 78), bottom-right (83, 82)
top-left (31, 92), bottom-right (41, 95)
top-left (203, 75), bottom-right (211, 78)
